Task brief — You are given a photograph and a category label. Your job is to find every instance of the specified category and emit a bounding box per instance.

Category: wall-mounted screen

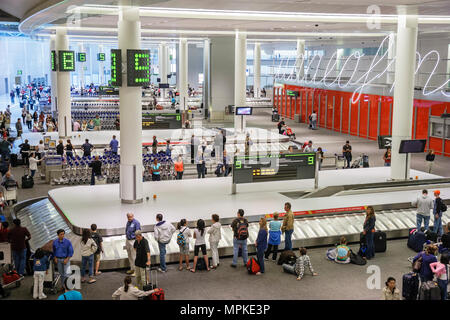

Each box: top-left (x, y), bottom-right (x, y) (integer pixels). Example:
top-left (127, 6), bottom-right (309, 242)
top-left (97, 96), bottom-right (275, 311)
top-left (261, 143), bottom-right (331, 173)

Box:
top-left (399, 139), bottom-right (426, 153)
top-left (58, 50), bottom-right (75, 72)
top-left (235, 107), bottom-right (253, 115)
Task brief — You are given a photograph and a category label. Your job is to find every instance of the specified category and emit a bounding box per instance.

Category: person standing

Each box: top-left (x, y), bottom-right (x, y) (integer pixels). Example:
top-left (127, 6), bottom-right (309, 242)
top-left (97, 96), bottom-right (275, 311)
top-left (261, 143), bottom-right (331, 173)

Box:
top-left (110, 135), bottom-right (119, 155)
top-left (8, 219), bottom-right (31, 276)
top-left (244, 133), bottom-right (252, 156)
top-left (65, 140), bottom-right (74, 158)
top-left (0, 137), bottom-right (12, 160)
top-left (152, 136), bottom-right (158, 154)
top-left (29, 153), bottom-right (43, 178)
top-left (412, 189), bottom-right (434, 232)
top-left (89, 156), bottom-right (102, 185)
top-left (207, 214), bottom-right (222, 269)
top-left (303, 140), bottom-right (313, 153)
top-left (133, 230), bottom-right (151, 290)
top-left (363, 206), bottom-right (376, 260)
top-left (430, 254), bottom-right (449, 300)
top-left (174, 156), bottom-right (184, 180)
top-left (125, 213), bottom-right (141, 276)
top-left (10, 90), bottom-right (15, 104)
top-left (154, 213), bottom-right (176, 273)
top-left (433, 190), bottom-right (445, 237)
top-left (281, 202), bottom-right (294, 251)
top-left (342, 140), bottom-right (352, 169)
top-left (425, 150), bottom-right (435, 174)
top-left (277, 118), bottom-right (285, 134)
top-left (311, 110), bottom-right (317, 130)
top-left (56, 140), bottom-right (64, 156)
top-left (81, 139), bottom-right (93, 157)
top-left (93, 114), bottom-right (101, 131)
top-left (19, 139), bottom-right (31, 166)
top-left (230, 209), bottom-right (249, 268)
top-left (196, 140), bottom-right (207, 179)
top-left (114, 116), bottom-right (120, 130)
top-left (52, 229), bottom-right (73, 290)
top-left (383, 147), bottom-right (391, 167)
top-left (190, 134), bottom-right (200, 164)
top-left (190, 219), bottom-right (211, 273)
top-left (79, 229), bottom-right (97, 284)
top-left (265, 213), bottom-right (282, 261)
top-left (32, 248), bottom-right (50, 300)
top-left (90, 224), bottom-right (103, 276)
top-left (176, 219), bottom-right (191, 271)
top-left (214, 131), bottom-right (224, 161)
top-left (255, 217), bottom-right (268, 275)
top-left (25, 112), bottom-right (32, 130)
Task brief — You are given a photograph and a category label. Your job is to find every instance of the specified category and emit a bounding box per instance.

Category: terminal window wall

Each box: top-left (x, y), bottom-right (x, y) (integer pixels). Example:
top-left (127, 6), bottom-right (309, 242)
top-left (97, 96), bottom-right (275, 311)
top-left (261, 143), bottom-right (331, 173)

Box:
top-left (0, 36), bottom-right (50, 94)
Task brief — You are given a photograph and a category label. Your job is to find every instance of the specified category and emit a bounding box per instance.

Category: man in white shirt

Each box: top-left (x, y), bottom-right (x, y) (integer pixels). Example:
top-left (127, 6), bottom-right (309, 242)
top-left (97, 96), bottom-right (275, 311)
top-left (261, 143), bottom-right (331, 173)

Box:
top-left (412, 189), bottom-right (434, 231)
top-left (303, 140), bottom-right (313, 153)
top-left (311, 110), bottom-right (317, 130)
top-left (153, 213), bottom-right (176, 273)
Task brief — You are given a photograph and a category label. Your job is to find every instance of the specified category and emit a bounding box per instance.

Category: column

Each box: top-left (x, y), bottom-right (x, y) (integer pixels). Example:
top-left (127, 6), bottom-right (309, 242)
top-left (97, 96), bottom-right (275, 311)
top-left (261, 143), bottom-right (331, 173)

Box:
top-left (118, 4), bottom-right (143, 203)
top-left (296, 39), bottom-right (305, 81)
top-left (202, 39), bottom-right (210, 117)
top-left (55, 28), bottom-right (72, 138)
top-left (387, 33), bottom-right (396, 85)
top-left (78, 43), bottom-right (85, 90)
top-left (98, 44), bottom-right (104, 85)
top-left (390, 13), bottom-right (418, 180)
top-left (50, 36), bottom-right (57, 113)
top-left (159, 42), bottom-right (168, 98)
top-left (234, 31), bottom-right (247, 133)
top-left (178, 38), bottom-right (188, 111)
top-left (253, 43), bottom-right (261, 98)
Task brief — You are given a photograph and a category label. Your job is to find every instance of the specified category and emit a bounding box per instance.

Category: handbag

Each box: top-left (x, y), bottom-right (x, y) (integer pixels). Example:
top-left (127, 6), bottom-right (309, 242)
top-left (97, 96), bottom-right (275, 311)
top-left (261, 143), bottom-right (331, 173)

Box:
top-left (412, 256), bottom-right (423, 273)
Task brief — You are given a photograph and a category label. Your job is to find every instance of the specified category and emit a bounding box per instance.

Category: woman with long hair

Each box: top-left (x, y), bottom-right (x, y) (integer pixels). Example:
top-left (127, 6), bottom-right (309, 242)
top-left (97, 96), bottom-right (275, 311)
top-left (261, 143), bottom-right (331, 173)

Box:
top-left (190, 219), bottom-right (210, 272)
top-left (176, 219), bottom-right (191, 271)
top-left (112, 276), bottom-right (159, 300)
top-left (363, 206), bottom-right (376, 260)
top-left (80, 228), bottom-right (97, 284)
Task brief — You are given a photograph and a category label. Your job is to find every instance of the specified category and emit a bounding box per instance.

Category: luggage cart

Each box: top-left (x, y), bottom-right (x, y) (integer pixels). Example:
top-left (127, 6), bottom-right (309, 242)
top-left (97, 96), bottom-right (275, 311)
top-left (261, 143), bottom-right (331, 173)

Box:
top-left (0, 243), bottom-right (24, 290)
top-left (2, 183), bottom-right (17, 205)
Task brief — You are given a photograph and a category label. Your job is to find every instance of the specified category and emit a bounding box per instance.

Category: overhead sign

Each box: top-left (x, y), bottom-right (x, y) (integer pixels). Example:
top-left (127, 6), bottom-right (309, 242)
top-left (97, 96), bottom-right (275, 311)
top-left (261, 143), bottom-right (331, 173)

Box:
top-left (97, 53), bottom-right (106, 61)
top-left (142, 113), bottom-right (182, 129)
top-left (17, 70), bottom-right (22, 75)
top-left (51, 50), bottom-right (57, 71)
top-left (77, 52), bottom-right (86, 62)
top-left (110, 49), bottom-right (122, 87)
top-left (99, 86), bottom-right (119, 96)
top-left (286, 89), bottom-right (299, 97)
top-left (58, 50), bottom-right (75, 72)
top-left (127, 49), bottom-right (151, 87)
top-left (232, 153), bottom-right (316, 184)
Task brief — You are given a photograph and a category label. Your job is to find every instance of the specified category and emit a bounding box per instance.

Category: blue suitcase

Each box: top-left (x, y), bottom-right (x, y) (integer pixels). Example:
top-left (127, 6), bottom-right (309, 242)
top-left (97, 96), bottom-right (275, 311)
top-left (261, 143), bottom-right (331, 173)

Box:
top-left (402, 272), bottom-right (419, 300)
top-left (407, 228), bottom-right (427, 252)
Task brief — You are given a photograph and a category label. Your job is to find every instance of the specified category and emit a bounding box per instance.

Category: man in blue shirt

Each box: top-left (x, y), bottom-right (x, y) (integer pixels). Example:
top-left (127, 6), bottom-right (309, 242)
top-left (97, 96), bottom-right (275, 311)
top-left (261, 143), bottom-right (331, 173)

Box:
top-left (81, 139), bottom-right (93, 157)
top-left (109, 135), bottom-right (119, 155)
top-left (52, 229), bottom-right (73, 291)
top-left (125, 213), bottom-right (141, 276)
top-left (57, 278), bottom-right (82, 300)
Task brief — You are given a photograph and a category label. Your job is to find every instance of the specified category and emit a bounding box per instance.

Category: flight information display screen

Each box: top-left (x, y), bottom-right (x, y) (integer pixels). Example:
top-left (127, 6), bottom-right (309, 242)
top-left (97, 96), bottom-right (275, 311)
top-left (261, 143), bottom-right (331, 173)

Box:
top-left (97, 53), bottom-right (106, 61)
top-left (232, 153), bottom-right (316, 184)
top-left (110, 49), bottom-right (122, 87)
top-left (77, 52), bottom-right (86, 62)
top-left (51, 50), bottom-right (56, 71)
top-left (58, 50), bottom-right (75, 72)
top-left (142, 113), bottom-right (182, 129)
top-left (126, 49), bottom-right (151, 87)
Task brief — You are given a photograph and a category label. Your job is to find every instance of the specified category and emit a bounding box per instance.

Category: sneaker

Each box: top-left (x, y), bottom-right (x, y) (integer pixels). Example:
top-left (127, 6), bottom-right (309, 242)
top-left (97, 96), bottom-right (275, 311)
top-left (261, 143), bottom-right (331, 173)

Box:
top-left (88, 279), bottom-right (97, 284)
top-left (130, 272), bottom-right (136, 277)
top-left (39, 294), bottom-right (47, 299)
top-left (230, 264), bottom-right (237, 268)
top-left (157, 268), bottom-right (166, 273)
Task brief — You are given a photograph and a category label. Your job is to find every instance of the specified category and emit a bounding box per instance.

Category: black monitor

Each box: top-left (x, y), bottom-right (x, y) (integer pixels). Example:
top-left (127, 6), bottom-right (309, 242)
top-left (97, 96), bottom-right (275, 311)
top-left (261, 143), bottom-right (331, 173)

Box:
top-left (377, 135), bottom-right (392, 149)
top-left (399, 139), bottom-right (426, 154)
top-left (159, 83), bottom-right (169, 89)
top-left (235, 107), bottom-right (252, 115)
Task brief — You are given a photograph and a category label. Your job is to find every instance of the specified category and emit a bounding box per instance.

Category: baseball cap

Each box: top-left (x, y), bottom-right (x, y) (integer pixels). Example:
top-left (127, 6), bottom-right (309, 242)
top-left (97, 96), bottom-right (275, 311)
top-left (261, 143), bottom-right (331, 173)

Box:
top-left (434, 190), bottom-right (440, 196)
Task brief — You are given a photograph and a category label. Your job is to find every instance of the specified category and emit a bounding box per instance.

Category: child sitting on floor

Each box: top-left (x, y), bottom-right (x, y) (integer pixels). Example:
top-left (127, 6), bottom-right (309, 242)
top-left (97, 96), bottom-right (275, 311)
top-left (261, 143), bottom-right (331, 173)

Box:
top-left (283, 247), bottom-right (319, 280)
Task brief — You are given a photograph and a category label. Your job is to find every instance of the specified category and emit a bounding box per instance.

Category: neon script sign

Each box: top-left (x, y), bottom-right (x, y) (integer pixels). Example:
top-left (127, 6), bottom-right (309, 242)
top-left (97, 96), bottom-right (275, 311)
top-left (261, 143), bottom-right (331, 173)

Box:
top-left (274, 33), bottom-right (450, 103)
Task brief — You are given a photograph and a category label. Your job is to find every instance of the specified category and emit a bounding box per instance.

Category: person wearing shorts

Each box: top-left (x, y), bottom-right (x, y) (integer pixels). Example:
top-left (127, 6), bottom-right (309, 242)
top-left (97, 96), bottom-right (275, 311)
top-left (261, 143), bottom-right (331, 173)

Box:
top-left (176, 219), bottom-right (191, 271)
top-left (190, 219), bottom-right (210, 272)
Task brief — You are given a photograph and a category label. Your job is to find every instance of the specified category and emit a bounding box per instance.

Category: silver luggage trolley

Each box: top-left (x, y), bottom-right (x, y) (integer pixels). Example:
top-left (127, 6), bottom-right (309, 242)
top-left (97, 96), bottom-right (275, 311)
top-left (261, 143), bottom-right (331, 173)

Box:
top-left (30, 256), bottom-right (60, 295)
top-left (0, 242), bottom-right (24, 290)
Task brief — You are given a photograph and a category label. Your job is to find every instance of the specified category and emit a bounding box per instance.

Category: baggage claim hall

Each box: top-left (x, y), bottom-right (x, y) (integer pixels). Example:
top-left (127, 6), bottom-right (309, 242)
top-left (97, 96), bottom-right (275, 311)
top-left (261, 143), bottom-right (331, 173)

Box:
top-left (0, 0), bottom-right (449, 307)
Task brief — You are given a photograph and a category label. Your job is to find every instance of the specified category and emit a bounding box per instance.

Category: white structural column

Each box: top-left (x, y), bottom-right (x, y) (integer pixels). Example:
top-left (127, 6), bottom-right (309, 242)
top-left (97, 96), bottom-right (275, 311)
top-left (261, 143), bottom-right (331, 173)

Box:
top-left (178, 38), bottom-right (188, 111)
top-left (50, 36), bottom-right (57, 113)
top-left (234, 31), bottom-right (247, 133)
top-left (99, 44), bottom-right (104, 85)
top-left (202, 39), bottom-right (210, 116)
top-left (158, 42), bottom-right (168, 98)
top-left (296, 39), bottom-right (305, 81)
top-left (253, 43), bottom-right (261, 98)
top-left (118, 5), bottom-right (143, 203)
top-left (55, 28), bottom-right (72, 138)
top-left (390, 14), bottom-right (418, 180)
top-left (78, 43), bottom-right (85, 90)
top-left (387, 33), bottom-right (396, 85)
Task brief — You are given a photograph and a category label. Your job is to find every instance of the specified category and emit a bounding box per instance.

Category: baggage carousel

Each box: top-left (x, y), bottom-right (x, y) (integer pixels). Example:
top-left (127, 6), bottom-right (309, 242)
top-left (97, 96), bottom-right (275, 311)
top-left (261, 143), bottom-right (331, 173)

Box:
top-left (13, 168), bottom-right (450, 270)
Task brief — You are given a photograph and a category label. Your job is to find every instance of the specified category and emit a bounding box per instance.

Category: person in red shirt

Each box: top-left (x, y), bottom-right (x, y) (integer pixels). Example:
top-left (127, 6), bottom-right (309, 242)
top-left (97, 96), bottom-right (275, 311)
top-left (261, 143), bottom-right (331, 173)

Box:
top-left (8, 219), bottom-right (31, 276)
top-left (0, 221), bottom-right (9, 242)
top-left (174, 156), bottom-right (184, 180)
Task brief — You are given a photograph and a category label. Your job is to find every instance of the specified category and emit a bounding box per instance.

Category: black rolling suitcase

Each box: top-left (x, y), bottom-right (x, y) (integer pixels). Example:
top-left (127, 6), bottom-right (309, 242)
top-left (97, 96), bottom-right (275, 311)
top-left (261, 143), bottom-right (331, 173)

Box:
top-left (418, 281), bottom-right (441, 300)
top-left (10, 153), bottom-right (18, 167)
top-left (402, 272), bottom-right (419, 300)
top-left (22, 170), bottom-right (34, 189)
top-left (374, 231), bottom-right (387, 252)
top-left (142, 267), bottom-right (165, 300)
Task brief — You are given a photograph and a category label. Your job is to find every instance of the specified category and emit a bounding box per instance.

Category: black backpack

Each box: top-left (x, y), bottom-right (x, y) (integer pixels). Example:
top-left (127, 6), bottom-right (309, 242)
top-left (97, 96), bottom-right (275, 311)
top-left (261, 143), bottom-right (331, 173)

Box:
top-left (236, 220), bottom-right (248, 240)
top-left (91, 233), bottom-right (102, 254)
top-left (350, 250), bottom-right (367, 265)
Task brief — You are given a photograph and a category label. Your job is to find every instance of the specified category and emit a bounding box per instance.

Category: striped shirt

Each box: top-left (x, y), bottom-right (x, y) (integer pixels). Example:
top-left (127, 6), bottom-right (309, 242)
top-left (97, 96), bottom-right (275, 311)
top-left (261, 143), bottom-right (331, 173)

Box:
top-left (294, 255), bottom-right (315, 278)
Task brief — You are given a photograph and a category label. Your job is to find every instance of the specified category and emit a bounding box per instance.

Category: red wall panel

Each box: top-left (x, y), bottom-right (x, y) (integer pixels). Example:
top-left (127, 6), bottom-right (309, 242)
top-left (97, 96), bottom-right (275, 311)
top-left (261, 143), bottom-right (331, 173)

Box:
top-left (358, 95), bottom-right (369, 138)
top-left (341, 92), bottom-right (350, 134)
top-left (319, 91), bottom-right (326, 128)
top-left (349, 99), bottom-right (359, 136)
top-left (333, 92), bottom-right (342, 132)
top-left (429, 137), bottom-right (443, 155)
top-left (368, 95), bottom-right (379, 140)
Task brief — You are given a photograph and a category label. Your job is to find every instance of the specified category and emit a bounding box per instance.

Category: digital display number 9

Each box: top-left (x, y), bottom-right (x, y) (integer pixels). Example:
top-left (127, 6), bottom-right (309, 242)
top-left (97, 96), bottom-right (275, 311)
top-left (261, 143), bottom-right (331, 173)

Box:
top-left (308, 156), bottom-right (314, 165)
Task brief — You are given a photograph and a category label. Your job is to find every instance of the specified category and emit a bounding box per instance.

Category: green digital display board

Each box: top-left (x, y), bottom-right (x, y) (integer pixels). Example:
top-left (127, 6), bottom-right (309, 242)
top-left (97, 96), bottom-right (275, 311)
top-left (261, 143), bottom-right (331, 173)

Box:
top-left (110, 49), bottom-right (122, 87)
top-left (58, 50), bottom-right (75, 72)
top-left (286, 90), bottom-right (299, 97)
top-left (77, 52), bottom-right (86, 62)
top-left (51, 50), bottom-right (57, 71)
top-left (142, 113), bottom-right (182, 129)
top-left (232, 153), bottom-right (316, 184)
top-left (127, 49), bottom-right (150, 87)
top-left (97, 53), bottom-right (106, 61)
top-left (17, 70), bottom-right (22, 75)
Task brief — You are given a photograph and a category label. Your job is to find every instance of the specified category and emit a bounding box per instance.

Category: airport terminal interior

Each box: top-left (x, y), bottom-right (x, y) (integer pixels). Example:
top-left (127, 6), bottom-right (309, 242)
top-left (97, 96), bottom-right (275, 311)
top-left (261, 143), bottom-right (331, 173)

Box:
top-left (0, 0), bottom-right (449, 302)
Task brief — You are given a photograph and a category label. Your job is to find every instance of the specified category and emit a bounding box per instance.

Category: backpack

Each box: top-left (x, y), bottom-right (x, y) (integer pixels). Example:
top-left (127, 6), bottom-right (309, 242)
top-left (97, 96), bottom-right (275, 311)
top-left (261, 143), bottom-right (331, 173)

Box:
top-left (236, 220), bottom-right (249, 240)
top-left (441, 202), bottom-right (447, 212)
top-left (277, 250), bottom-right (296, 265)
top-left (177, 228), bottom-right (187, 246)
top-left (326, 248), bottom-right (337, 261)
top-left (246, 257), bottom-right (260, 275)
top-left (91, 233), bottom-right (102, 254)
top-left (350, 250), bottom-right (367, 265)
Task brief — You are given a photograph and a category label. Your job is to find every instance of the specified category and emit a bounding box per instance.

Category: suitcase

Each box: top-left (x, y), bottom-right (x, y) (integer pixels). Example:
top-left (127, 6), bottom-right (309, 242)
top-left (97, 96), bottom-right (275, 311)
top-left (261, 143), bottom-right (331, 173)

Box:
top-left (402, 272), bottom-right (419, 300)
top-left (408, 228), bottom-right (427, 252)
top-left (21, 172), bottom-right (34, 189)
top-left (374, 231), bottom-right (387, 252)
top-left (418, 281), bottom-right (441, 300)
top-left (10, 153), bottom-right (18, 167)
top-left (142, 267), bottom-right (165, 300)
top-left (196, 257), bottom-right (212, 271)
top-left (246, 257), bottom-right (261, 275)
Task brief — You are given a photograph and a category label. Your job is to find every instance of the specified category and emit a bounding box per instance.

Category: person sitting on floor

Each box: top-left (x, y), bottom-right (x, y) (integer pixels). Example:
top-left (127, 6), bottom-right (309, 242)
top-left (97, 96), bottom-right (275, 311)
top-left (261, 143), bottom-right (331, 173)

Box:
top-left (282, 247), bottom-right (319, 281)
top-left (335, 236), bottom-right (351, 264)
